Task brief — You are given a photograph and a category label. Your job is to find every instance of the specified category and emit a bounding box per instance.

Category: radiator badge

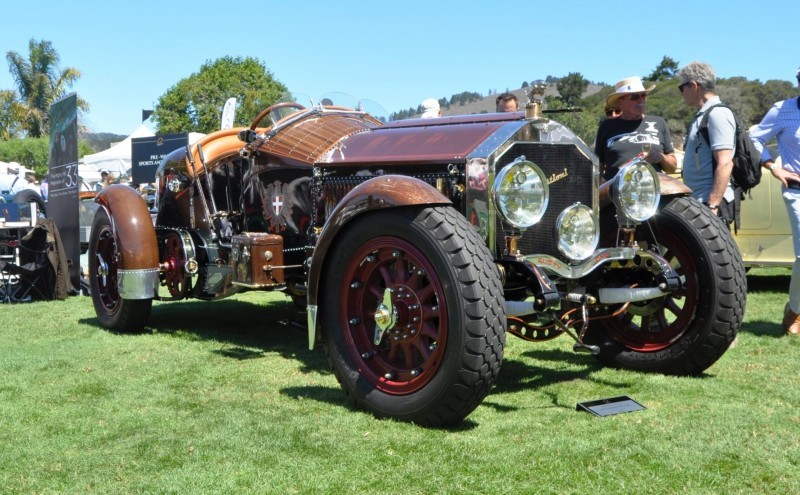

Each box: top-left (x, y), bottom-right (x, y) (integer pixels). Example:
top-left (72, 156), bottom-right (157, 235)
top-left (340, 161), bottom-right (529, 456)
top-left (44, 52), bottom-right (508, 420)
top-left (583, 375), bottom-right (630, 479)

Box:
top-left (263, 180), bottom-right (293, 232)
top-left (547, 168), bottom-right (569, 185)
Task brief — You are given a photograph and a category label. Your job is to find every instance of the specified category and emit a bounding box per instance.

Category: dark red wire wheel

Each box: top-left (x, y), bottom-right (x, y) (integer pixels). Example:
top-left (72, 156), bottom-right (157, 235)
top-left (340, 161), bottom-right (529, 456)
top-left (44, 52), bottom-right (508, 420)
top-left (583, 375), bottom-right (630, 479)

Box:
top-left (322, 206), bottom-right (505, 426)
top-left (588, 196), bottom-right (745, 375)
top-left (337, 236), bottom-right (448, 395)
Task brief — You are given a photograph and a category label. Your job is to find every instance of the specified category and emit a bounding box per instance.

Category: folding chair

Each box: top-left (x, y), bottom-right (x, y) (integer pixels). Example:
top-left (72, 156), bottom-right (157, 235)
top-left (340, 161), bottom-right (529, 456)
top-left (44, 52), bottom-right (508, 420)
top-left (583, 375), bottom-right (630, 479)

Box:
top-left (0, 225), bottom-right (56, 303)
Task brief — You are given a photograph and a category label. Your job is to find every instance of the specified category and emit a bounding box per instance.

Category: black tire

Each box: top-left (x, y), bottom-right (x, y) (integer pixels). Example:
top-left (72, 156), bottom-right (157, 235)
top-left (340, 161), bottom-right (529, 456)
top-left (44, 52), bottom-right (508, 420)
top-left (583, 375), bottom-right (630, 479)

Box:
top-left (587, 196), bottom-right (745, 375)
top-left (322, 206), bottom-right (505, 426)
top-left (12, 189), bottom-right (46, 218)
top-left (88, 208), bottom-right (152, 332)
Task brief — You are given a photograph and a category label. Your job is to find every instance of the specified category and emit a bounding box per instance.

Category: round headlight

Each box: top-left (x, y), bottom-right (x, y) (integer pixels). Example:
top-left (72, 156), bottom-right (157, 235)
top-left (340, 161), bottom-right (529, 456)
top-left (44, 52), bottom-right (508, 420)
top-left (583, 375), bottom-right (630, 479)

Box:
top-left (612, 159), bottom-right (661, 223)
top-left (556, 203), bottom-right (599, 262)
top-left (492, 159), bottom-right (549, 228)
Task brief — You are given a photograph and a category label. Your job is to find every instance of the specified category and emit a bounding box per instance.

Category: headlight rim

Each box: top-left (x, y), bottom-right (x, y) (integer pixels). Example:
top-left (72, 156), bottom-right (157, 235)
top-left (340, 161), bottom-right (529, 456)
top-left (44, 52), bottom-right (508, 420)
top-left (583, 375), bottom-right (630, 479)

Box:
top-left (492, 158), bottom-right (550, 229)
top-left (554, 202), bottom-right (599, 262)
top-left (611, 158), bottom-right (661, 224)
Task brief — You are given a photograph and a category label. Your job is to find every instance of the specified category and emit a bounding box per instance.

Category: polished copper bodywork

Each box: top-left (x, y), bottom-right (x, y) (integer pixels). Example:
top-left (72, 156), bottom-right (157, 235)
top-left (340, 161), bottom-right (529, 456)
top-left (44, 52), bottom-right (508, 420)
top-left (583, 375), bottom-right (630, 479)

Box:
top-left (257, 114), bottom-right (377, 164)
top-left (95, 184), bottom-right (158, 270)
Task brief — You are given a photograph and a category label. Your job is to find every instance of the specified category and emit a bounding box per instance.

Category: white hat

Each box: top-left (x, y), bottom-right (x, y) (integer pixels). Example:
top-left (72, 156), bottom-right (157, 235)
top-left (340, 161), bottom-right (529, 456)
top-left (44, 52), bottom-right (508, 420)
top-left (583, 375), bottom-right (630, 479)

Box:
top-left (420, 98), bottom-right (440, 118)
top-left (606, 76), bottom-right (656, 107)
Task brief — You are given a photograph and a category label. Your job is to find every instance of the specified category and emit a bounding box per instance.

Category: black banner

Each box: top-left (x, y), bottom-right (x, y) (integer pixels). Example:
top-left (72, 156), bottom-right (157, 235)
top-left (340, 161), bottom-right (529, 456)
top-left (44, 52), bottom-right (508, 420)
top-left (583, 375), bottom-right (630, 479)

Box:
top-left (131, 133), bottom-right (187, 185)
top-left (47, 93), bottom-right (80, 293)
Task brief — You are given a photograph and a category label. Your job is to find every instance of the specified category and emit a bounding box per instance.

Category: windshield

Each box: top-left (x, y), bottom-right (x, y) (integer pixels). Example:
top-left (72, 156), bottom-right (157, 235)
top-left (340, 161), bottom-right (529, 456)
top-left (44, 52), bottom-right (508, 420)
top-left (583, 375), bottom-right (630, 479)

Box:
top-left (268, 92), bottom-right (389, 125)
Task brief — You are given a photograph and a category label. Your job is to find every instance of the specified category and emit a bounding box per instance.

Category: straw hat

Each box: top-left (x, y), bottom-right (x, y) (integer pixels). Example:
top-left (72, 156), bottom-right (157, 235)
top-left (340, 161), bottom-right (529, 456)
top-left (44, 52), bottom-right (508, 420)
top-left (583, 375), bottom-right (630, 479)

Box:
top-left (606, 76), bottom-right (656, 107)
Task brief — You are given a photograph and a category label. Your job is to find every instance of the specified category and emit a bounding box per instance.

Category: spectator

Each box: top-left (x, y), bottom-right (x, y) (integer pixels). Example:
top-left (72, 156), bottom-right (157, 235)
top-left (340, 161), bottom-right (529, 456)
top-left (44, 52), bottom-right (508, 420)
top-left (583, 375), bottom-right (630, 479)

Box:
top-left (40, 175), bottom-right (49, 201)
top-left (594, 76), bottom-right (677, 181)
top-left (749, 66), bottom-right (800, 335)
top-left (95, 169), bottom-right (115, 191)
top-left (420, 98), bottom-right (440, 118)
top-left (495, 93), bottom-right (519, 112)
top-left (677, 61), bottom-right (736, 228)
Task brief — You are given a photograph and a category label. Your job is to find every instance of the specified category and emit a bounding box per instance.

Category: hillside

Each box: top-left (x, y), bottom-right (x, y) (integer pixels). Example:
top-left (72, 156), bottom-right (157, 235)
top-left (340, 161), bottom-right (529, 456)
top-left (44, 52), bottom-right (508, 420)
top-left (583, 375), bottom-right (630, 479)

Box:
top-left (433, 84), bottom-right (604, 117)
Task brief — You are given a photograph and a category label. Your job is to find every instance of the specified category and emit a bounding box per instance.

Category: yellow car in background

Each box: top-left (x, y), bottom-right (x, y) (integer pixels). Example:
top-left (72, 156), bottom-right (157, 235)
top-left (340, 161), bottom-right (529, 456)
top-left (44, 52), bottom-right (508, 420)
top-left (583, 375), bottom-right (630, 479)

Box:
top-left (674, 153), bottom-right (793, 268)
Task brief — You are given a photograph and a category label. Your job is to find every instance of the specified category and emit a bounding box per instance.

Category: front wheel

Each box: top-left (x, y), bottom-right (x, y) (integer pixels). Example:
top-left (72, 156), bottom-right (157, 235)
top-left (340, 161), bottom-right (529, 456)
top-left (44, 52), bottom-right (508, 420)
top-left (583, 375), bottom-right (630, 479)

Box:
top-left (322, 206), bottom-right (505, 426)
top-left (89, 208), bottom-right (152, 332)
top-left (587, 196), bottom-right (746, 375)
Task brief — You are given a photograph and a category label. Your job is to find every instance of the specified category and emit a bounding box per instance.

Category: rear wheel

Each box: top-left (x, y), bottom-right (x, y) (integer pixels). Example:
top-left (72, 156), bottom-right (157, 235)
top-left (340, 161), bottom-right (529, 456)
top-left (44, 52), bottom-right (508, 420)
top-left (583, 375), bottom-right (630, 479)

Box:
top-left (587, 196), bottom-right (745, 375)
top-left (12, 189), bottom-right (46, 218)
top-left (89, 208), bottom-right (152, 331)
top-left (322, 206), bottom-right (505, 426)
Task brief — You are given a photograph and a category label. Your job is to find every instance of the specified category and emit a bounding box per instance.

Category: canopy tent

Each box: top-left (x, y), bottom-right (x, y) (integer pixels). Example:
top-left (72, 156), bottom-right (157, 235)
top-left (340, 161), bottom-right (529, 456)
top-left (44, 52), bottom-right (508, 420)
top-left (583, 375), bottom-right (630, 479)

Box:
top-left (81, 125), bottom-right (206, 184)
top-left (81, 124), bottom-right (155, 178)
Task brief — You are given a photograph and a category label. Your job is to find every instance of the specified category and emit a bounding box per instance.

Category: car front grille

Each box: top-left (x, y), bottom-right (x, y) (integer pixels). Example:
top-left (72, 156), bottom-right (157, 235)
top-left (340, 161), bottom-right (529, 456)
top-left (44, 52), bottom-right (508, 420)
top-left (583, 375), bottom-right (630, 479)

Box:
top-left (494, 142), bottom-right (595, 260)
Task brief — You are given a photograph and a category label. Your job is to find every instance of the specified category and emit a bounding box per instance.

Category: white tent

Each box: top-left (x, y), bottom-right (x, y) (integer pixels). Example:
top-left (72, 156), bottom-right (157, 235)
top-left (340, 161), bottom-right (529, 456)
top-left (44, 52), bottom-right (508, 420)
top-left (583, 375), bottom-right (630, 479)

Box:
top-left (81, 124), bottom-right (155, 178)
top-left (81, 125), bottom-right (206, 182)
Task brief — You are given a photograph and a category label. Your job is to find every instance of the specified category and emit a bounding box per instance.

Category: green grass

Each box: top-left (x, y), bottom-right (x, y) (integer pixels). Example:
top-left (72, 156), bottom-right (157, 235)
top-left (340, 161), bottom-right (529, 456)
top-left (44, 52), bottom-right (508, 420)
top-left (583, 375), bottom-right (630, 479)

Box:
top-left (1, 268), bottom-right (798, 494)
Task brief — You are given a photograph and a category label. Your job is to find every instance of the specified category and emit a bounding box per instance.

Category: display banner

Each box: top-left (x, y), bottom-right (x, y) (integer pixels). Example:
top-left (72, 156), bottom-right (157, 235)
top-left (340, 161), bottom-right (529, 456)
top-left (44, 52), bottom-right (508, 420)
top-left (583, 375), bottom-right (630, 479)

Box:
top-left (131, 133), bottom-right (187, 185)
top-left (47, 93), bottom-right (80, 294)
top-left (221, 97), bottom-right (236, 129)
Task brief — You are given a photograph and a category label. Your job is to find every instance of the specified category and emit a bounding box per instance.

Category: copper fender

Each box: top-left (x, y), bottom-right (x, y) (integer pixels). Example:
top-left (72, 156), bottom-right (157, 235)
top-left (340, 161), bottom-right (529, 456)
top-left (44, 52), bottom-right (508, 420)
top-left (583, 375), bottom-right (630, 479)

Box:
top-left (305, 175), bottom-right (451, 348)
top-left (95, 184), bottom-right (159, 299)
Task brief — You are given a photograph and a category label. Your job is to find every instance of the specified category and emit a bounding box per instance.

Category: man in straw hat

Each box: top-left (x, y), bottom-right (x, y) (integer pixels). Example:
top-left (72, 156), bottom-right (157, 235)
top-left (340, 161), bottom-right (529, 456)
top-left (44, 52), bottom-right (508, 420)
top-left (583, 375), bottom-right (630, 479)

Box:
top-left (677, 61), bottom-right (736, 228)
top-left (594, 76), bottom-right (677, 181)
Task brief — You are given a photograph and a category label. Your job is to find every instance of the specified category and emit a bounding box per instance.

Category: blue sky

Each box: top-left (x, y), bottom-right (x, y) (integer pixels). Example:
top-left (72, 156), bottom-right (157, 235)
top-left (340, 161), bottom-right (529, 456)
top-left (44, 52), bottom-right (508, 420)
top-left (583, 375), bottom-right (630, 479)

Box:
top-left (1, 0), bottom-right (796, 136)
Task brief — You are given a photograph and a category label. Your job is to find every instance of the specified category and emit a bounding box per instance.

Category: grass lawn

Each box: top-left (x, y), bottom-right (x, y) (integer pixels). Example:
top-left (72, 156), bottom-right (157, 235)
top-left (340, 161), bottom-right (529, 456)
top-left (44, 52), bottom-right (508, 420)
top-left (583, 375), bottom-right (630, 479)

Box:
top-left (1, 268), bottom-right (798, 494)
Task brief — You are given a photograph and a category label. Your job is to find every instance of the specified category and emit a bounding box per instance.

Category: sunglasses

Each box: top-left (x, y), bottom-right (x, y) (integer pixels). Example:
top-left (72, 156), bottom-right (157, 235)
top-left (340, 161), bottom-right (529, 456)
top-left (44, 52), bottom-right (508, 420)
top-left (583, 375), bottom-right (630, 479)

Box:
top-left (678, 81), bottom-right (692, 93)
top-left (627, 93), bottom-right (648, 101)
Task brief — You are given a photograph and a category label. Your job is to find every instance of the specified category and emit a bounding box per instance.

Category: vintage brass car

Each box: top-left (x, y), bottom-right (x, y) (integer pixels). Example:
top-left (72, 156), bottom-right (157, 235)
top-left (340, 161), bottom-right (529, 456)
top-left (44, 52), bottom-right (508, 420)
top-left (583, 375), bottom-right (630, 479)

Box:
top-left (89, 93), bottom-right (746, 426)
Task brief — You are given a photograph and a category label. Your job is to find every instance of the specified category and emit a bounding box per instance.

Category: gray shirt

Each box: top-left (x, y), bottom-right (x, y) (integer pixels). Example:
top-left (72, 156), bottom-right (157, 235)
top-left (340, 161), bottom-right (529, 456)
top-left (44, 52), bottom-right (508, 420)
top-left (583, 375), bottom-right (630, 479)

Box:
top-left (682, 96), bottom-right (736, 203)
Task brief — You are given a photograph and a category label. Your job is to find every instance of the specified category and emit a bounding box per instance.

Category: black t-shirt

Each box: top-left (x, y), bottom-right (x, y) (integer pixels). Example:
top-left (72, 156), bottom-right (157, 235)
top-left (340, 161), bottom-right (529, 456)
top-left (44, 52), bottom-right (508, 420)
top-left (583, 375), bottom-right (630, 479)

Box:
top-left (594, 116), bottom-right (675, 181)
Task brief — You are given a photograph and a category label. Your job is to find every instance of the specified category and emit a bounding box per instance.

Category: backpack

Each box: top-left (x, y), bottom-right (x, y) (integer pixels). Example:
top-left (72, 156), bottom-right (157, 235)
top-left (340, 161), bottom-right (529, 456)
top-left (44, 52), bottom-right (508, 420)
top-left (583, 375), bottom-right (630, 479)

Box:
top-left (698, 103), bottom-right (762, 196)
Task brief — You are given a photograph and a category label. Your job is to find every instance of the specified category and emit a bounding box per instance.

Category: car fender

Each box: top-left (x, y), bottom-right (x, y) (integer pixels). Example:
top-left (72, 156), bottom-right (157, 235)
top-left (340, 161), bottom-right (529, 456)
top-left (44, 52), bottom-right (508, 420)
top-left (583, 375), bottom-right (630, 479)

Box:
top-left (306, 175), bottom-right (451, 347)
top-left (95, 184), bottom-right (159, 271)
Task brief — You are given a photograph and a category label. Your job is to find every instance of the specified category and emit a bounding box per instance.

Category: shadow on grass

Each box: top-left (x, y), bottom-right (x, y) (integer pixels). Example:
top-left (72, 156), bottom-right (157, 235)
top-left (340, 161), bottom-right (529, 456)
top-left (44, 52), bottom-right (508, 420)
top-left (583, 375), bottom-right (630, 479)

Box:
top-left (78, 294), bottom-right (328, 373)
top-left (743, 270), bottom-right (792, 338)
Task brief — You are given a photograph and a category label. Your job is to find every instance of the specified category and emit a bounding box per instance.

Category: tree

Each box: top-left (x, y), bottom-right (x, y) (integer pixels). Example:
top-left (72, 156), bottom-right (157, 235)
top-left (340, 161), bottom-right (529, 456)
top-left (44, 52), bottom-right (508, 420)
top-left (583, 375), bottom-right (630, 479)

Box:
top-left (0, 137), bottom-right (92, 177)
top-left (153, 56), bottom-right (287, 134)
top-left (556, 72), bottom-right (589, 106)
top-left (5, 38), bottom-right (86, 138)
top-left (0, 89), bottom-right (25, 140)
top-left (647, 55), bottom-right (679, 81)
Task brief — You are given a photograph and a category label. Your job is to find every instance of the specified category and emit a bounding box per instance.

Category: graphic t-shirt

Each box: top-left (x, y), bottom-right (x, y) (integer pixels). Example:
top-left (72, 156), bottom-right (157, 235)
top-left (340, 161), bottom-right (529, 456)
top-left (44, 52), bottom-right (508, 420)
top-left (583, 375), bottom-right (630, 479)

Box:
top-left (594, 116), bottom-right (675, 181)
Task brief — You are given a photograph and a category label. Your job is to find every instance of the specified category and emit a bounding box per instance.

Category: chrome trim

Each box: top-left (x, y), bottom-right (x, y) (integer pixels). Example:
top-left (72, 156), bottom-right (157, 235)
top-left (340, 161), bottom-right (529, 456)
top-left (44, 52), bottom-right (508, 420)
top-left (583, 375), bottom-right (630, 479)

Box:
top-left (597, 286), bottom-right (670, 305)
top-left (525, 247), bottom-right (639, 279)
top-left (307, 304), bottom-right (318, 350)
top-left (118, 268), bottom-right (159, 299)
top-left (466, 121), bottom-right (529, 160)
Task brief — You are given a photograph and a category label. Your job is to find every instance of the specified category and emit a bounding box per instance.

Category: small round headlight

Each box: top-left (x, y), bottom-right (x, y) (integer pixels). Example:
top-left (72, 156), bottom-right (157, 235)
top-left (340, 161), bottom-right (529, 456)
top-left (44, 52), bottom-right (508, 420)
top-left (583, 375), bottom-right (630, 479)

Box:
top-left (556, 203), bottom-right (599, 262)
top-left (612, 159), bottom-right (660, 224)
top-left (492, 159), bottom-right (549, 228)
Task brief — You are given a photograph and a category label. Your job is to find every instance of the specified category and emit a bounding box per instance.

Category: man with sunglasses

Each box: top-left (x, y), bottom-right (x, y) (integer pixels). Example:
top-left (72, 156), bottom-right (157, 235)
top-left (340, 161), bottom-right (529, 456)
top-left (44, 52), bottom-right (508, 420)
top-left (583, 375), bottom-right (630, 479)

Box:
top-left (595, 76), bottom-right (677, 181)
top-left (749, 66), bottom-right (800, 335)
top-left (678, 61), bottom-right (736, 227)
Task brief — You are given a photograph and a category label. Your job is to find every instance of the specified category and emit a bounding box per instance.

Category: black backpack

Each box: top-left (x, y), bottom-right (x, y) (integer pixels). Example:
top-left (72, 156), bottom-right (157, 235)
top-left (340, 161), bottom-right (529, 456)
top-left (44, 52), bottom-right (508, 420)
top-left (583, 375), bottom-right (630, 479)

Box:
top-left (698, 103), bottom-right (762, 196)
